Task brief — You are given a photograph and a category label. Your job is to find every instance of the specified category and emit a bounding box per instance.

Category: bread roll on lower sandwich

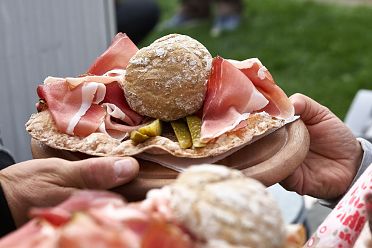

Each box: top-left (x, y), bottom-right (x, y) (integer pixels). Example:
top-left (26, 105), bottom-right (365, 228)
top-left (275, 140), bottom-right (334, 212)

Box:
top-left (145, 164), bottom-right (305, 248)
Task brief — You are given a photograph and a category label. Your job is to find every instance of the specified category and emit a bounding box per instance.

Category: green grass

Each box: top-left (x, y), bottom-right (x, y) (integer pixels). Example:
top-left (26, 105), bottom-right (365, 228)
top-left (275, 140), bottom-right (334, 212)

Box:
top-left (141, 0), bottom-right (372, 119)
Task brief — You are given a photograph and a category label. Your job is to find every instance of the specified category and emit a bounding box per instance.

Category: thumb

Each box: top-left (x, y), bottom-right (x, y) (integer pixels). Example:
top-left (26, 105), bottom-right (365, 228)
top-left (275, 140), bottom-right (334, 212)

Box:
top-left (289, 93), bottom-right (332, 125)
top-left (61, 157), bottom-right (139, 189)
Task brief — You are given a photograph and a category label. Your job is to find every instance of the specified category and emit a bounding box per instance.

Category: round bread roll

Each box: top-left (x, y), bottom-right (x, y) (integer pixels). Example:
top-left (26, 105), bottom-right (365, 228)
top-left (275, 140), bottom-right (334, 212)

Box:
top-left (165, 165), bottom-right (286, 248)
top-left (123, 34), bottom-right (212, 121)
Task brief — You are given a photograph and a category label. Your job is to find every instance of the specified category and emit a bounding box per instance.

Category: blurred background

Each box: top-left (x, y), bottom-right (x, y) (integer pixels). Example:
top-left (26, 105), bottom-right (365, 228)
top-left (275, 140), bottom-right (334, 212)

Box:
top-left (0, 0), bottom-right (116, 163)
top-left (0, 0), bottom-right (371, 238)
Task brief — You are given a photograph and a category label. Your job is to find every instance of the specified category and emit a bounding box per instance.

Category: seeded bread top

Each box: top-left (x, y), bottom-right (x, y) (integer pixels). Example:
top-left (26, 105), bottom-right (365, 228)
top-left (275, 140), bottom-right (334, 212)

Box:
top-left (123, 34), bottom-right (212, 121)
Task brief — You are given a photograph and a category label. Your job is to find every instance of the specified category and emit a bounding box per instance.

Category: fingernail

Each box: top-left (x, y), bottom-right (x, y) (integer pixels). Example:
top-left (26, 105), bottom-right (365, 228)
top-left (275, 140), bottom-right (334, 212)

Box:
top-left (114, 159), bottom-right (136, 179)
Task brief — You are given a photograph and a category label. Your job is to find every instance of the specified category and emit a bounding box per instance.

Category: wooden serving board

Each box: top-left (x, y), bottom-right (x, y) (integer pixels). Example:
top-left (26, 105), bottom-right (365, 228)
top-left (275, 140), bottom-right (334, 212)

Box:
top-left (31, 119), bottom-right (309, 201)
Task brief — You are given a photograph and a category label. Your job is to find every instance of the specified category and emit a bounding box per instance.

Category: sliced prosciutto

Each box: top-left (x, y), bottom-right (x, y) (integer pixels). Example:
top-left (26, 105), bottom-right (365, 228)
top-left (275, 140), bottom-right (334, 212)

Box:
top-left (200, 57), bottom-right (269, 142)
top-left (0, 191), bottom-right (194, 248)
top-left (103, 82), bottom-right (143, 126)
top-left (38, 70), bottom-right (143, 138)
top-left (97, 82), bottom-right (145, 140)
top-left (0, 220), bottom-right (59, 248)
top-left (46, 69), bottom-right (127, 89)
top-left (37, 33), bottom-right (145, 139)
top-left (87, 33), bottom-right (139, 76)
top-left (37, 80), bottom-right (106, 137)
top-left (229, 58), bottom-right (294, 118)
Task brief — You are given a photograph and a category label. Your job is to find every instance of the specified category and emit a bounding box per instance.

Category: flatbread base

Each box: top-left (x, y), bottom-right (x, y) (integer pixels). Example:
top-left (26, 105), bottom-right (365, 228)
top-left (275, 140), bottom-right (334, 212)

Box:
top-left (26, 111), bottom-right (285, 158)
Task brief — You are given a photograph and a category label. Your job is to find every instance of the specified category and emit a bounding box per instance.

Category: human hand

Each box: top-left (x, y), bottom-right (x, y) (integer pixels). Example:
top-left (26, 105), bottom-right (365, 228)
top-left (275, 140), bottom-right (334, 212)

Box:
top-left (0, 157), bottom-right (139, 226)
top-left (280, 93), bottom-right (363, 199)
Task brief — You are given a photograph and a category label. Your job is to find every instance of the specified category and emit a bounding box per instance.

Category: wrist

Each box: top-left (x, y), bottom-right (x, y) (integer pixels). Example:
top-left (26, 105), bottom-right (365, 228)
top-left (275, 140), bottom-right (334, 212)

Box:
top-left (353, 138), bottom-right (372, 184)
top-left (319, 138), bottom-right (367, 208)
top-left (351, 138), bottom-right (364, 180)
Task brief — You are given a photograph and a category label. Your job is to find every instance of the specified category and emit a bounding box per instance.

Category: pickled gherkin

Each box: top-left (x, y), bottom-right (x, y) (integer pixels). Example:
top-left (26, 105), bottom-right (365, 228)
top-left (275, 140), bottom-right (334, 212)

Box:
top-left (138, 119), bottom-right (162, 137)
top-left (130, 119), bottom-right (162, 144)
top-left (186, 116), bottom-right (206, 148)
top-left (171, 120), bottom-right (192, 149)
top-left (130, 130), bottom-right (149, 144)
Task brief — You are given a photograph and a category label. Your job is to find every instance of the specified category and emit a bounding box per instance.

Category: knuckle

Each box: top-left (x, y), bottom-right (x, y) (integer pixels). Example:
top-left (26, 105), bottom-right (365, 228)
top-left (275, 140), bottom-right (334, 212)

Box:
top-left (79, 159), bottom-right (108, 189)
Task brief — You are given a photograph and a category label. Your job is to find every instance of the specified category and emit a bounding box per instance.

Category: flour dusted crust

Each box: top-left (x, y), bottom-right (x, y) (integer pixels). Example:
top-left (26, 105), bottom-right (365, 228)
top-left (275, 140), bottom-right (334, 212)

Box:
top-left (123, 34), bottom-right (212, 121)
top-left (162, 165), bottom-right (286, 248)
top-left (26, 110), bottom-right (285, 158)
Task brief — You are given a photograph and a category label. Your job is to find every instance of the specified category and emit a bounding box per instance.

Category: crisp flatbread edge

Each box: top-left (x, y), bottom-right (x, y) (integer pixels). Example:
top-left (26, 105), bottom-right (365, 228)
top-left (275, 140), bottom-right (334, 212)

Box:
top-left (25, 111), bottom-right (285, 158)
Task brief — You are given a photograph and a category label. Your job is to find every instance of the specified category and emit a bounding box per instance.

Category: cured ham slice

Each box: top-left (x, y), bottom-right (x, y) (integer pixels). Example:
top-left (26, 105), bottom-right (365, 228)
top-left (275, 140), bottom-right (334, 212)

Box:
top-left (44, 69), bottom-right (126, 88)
top-left (87, 33), bottom-right (139, 75)
top-left (38, 33), bottom-right (144, 139)
top-left (38, 70), bottom-right (145, 138)
top-left (201, 57), bottom-right (269, 142)
top-left (229, 58), bottom-right (294, 118)
top-left (0, 220), bottom-right (59, 248)
top-left (97, 82), bottom-right (146, 140)
top-left (103, 82), bottom-right (143, 126)
top-left (0, 191), bottom-right (193, 248)
top-left (37, 81), bottom-right (106, 137)
top-left (29, 191), bottom-right (128, 227)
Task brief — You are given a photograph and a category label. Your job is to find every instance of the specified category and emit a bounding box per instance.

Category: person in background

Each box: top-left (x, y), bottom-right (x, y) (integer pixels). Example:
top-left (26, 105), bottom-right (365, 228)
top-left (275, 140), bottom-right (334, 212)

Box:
top-left (163, 0), bottom-right (243, 36)
top-left (115, 0), bottom-right (160, 44)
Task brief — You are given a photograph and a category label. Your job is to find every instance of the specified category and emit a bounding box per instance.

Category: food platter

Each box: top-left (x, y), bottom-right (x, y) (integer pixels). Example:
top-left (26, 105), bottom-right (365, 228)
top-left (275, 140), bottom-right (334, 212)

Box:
top-left (31, 119), bottom-right (309, 201)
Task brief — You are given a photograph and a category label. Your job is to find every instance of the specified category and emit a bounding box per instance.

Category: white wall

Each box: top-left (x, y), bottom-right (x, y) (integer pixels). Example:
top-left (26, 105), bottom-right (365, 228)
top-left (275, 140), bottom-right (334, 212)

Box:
top-left (0, 0), bottom-right (115, 162)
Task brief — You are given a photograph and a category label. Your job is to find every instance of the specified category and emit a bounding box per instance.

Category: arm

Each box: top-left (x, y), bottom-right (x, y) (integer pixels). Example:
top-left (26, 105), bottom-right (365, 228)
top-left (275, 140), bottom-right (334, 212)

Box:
top-left (320, 138), bottom-right (372, 208)
top-left (354, 138), bottom-right (372, 183)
